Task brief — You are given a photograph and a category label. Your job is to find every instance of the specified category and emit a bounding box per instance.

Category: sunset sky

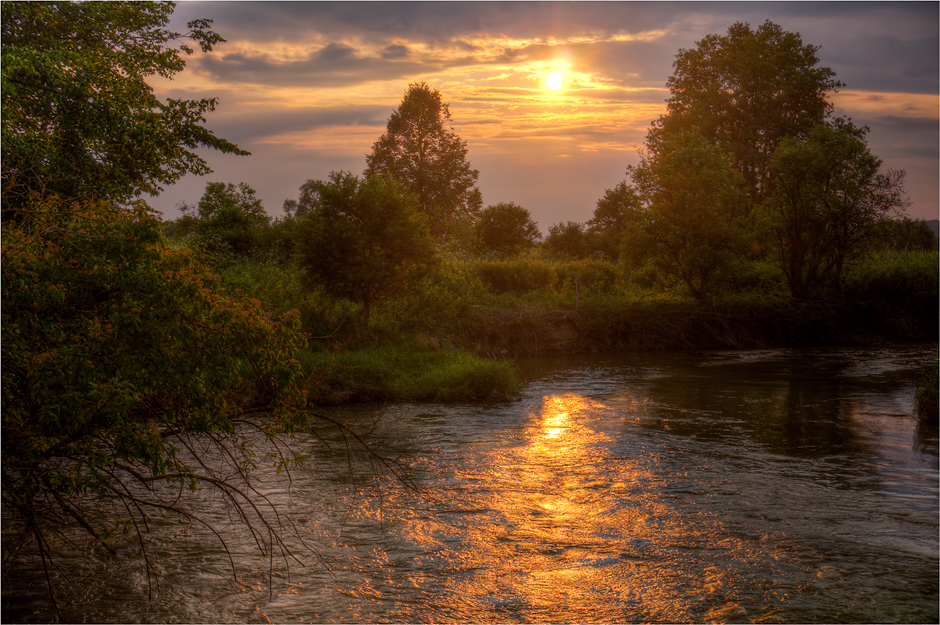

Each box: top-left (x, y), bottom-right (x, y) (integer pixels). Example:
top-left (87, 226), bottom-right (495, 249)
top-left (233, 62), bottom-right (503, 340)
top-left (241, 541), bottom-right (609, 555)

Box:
top-left (148, 1), bottom-right (940, 229)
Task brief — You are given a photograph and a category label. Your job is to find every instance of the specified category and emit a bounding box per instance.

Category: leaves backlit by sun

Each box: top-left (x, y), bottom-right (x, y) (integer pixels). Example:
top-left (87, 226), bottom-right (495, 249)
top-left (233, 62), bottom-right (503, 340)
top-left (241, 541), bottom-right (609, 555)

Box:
top-left (547, 72), bottom-right (563, 90)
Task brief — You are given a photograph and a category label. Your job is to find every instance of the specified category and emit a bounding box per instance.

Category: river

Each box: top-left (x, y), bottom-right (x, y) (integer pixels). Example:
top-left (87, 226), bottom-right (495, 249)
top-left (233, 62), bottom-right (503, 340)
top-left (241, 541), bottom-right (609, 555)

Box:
top-left (3, 345), bottom-right (938, 623)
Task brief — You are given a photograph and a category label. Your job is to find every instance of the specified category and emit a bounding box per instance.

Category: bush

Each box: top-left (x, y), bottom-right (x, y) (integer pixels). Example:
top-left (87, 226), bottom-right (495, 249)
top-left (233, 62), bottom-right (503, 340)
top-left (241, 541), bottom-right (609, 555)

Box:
top-left (472, 256), bottom-right (557, 294)
top-left (842, 250), bottom-right (939, 339)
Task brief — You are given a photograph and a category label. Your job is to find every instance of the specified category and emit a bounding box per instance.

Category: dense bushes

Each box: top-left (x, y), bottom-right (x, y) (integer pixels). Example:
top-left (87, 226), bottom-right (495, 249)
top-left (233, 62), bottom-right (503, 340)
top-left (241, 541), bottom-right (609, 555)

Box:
top-left (843, 251), bottom-right (939, 340)
top-left (470, 255), bottom-right (620, 296)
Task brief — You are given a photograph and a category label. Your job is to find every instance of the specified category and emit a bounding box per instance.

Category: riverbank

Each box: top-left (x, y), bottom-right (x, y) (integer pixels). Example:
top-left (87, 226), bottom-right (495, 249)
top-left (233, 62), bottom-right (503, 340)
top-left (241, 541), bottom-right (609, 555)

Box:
top-left (453, 296), bottom-right (938, 358)
top-left (300, 293), bottom-right (937, 404)
top-left (214, 248), bottom-right (937, 404)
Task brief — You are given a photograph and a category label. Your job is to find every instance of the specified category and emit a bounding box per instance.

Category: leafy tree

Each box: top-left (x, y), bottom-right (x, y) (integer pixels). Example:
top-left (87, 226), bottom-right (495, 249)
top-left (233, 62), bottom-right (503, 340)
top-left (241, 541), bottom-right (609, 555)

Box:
top-left (623, 131), bottom-right (749, 300)
top-left (365, 82), bottom-right (482, 241)
top-left (191, 181), bottom-right (269, 258)
top-left (282, 178), bottom-right (321, 220)
top-left (0, 3), bottom-right (395, 612)
top-left (649, 20), bottom-right (842, 209)
top-left (588, 182), bottom-right (643, 260)
top-left (760, 121), bottom-right (909, 299)
top-left (297, 172), bottom-right (436, 325)
top-left (474, 202), bottom-right (541, 256)
top-left (1, 1), bottom-right (247, 215)
top-left (197, 182), bottom-right (267, 227)
top-left (544, 221), bottom-right (593, 260)
top-left (1, 196), bottom-right (311, 611)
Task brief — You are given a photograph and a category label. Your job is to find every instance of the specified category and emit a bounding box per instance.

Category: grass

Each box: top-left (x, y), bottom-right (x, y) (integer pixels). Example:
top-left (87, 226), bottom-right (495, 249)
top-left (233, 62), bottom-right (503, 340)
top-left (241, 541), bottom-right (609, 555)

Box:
top-left (298, 342), bottom-right (522, 404)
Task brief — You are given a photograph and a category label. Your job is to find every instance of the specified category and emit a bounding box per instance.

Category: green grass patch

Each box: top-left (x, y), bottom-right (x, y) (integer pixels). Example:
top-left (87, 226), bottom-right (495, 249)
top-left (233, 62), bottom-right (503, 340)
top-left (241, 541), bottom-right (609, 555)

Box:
top-left (299, 343), bottom-right (522, 404)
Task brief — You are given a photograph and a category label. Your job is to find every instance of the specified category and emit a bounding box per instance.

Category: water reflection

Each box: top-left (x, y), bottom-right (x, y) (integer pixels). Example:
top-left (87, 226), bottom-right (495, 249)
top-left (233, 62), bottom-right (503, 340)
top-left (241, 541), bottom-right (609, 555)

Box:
top-left (3, 346), bottom-right (937, 623)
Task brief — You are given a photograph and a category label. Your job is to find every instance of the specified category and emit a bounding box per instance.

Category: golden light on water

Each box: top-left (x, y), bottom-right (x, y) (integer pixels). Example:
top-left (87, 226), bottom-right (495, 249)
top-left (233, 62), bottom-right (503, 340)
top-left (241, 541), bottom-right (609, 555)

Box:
top-left (406, 392), bottom-right (780, 622)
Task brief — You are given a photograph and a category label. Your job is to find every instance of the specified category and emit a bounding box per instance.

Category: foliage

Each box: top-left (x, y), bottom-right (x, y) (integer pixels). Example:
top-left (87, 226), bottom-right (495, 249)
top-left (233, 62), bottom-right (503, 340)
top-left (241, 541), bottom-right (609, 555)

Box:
top-left (1, 196), bottom-right (310, 608)
top-left (1, 1), bottom-right (247, 215)
top-left (185, 181), bottom-right (271, 259)
top-left (474, 202), bottom-right (541, 256)
top-left (282, 178), bottom-right (321, 220)
top-left (296, 171), bottom-right (437, 325)
top-left (588, 182), bottom-right (643, 260)
top-left (473, 256), bottom-right (558, 295)
top-left (217, 259), bottom-right (360, 347)
top-left (760, 122), bottom-right (909, 299)
top-left (649, 19), bottom-right (842, 208)
top-left (470, 255), bottom-right (620, 298)
top-left (624, 130), bottom-right (749, 300)
top-left (365, 82), bottom-right (482, 241)
top-left (195, 181), bottom-right (268, 227)
top-left (544, 221), bottom-right (593, 260)
top-left (374, 258), bottom-right (486, 338)
top-left (842, 250), bottom-right (939, 340)
top-left (872, 217), bottom-right (938, 252)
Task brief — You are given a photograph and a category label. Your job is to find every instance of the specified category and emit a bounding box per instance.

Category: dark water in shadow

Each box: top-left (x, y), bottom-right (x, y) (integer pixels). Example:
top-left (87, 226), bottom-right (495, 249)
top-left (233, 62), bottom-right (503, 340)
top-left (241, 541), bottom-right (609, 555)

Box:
top-left (4, 345), bottom-right (937, 623)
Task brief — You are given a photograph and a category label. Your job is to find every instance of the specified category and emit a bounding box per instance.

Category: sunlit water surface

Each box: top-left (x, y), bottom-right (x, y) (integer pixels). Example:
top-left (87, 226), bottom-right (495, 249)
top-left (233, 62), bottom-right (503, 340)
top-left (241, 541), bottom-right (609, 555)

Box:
top-left (4, 345), bottom-right (938, 623)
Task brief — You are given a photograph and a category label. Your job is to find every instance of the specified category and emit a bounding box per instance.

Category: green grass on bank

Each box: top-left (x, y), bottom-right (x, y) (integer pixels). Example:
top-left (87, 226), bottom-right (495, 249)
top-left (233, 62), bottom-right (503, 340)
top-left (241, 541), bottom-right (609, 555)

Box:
top-left (298, 343), bottom-right (522, 404)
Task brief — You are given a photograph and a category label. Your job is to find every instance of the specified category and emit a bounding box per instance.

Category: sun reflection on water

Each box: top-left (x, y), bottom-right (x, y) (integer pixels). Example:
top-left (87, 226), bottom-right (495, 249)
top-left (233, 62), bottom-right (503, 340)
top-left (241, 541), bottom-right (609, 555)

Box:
top-left (407, 391), bottom-right (799, 623)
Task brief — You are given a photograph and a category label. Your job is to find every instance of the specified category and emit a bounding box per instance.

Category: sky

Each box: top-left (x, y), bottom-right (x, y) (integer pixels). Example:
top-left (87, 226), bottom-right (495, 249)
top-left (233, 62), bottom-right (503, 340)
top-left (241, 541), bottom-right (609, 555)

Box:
top-left (147, 1), bottom-right (940, 230)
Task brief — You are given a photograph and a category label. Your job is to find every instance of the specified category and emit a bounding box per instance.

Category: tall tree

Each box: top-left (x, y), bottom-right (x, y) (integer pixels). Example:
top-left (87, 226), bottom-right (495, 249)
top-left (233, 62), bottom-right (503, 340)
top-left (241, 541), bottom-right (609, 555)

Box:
top-left (474, 202), bottom-right (541, 256)
top-left (365, 82), bottom-right (482, 241)
top-left (297, 172), bottom-right (436, 325)
top-left (760, 121), bottom-right (909, 299)
top-left (648, 20), bottom-right (842, 210)
top-left (1, 1), bottom-right (247, 214)
top-left (623, 131), bottom-right (748, 300)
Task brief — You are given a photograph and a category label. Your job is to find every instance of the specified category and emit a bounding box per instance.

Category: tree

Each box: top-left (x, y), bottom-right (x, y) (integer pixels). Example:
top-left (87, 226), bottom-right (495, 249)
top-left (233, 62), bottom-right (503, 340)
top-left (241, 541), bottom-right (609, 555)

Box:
top-left (0, 3), bottom-right (390, 613)
top-left (649, 20), bottom-right (842, 210)
top-left (760, 121), bottom-right (909, 299)
top-left (474, 202), bottom-right (541, 256)
top-left (282, 178), bottom-right (321, 220)
top-left (1, 196), bottom-right (313, 612)
top-left (623, 131), bottom-right (748, 300)
top-left (1, 1), bottom-right (247, 215)
top-left (588, 182), bottom-right (643, 260)
top-left (297, 172), bottom-right (436, 325)
top-left (191, 182), bottom-right (269, 258)
top-left (544, 221), bottom-right (593, 260)
top-left (365, 82), bottom-right (482, 241)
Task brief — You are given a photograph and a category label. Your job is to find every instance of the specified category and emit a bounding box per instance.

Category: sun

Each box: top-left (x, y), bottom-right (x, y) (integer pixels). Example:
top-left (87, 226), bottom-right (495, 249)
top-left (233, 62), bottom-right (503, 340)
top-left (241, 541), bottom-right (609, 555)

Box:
top-left (546, 72), bottom-right (563, 91)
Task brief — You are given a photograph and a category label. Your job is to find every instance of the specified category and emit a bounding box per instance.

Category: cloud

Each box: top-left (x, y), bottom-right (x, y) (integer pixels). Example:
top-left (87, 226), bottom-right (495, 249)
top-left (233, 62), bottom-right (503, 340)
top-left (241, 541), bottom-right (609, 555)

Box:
top-left (147, 2), bottom-right (938, 223)
top-left (196, 46), bottom-right (434, 88)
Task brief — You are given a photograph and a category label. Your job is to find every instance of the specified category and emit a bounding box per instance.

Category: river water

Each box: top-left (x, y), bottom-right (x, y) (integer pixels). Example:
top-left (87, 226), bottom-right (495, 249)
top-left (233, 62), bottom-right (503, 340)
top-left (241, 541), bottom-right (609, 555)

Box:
top-left (4, 345), bottom-right (938, 623)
